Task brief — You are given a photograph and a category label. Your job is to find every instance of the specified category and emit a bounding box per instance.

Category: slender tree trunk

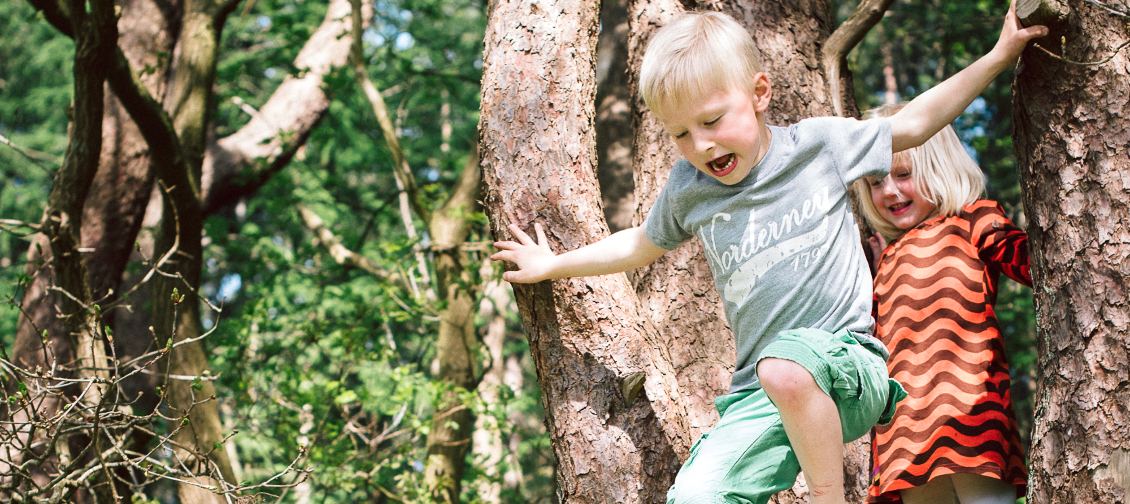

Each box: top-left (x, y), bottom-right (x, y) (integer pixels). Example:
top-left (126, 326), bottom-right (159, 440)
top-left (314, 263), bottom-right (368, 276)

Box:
top-left (471, 270), bottom-right (512, 504)
top-left (423, 148), bottom-right (485, 504)
top-left (1013, 2), bottom-right (1130, 501)
top-left (595, 0), bottom-right (636, 233)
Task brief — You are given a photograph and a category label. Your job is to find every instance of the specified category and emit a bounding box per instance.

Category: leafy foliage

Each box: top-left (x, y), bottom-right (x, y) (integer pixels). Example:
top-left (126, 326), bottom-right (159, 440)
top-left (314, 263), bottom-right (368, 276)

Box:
top-left (0, 1), bottom-right (71, 349)
top-left (197, 0), bottom-right (554, 502)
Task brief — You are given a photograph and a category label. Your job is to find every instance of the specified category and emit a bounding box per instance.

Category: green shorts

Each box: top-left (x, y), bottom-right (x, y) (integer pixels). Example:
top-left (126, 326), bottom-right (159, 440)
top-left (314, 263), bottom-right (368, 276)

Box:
top-left (666, 328), bottom-right (907, 504)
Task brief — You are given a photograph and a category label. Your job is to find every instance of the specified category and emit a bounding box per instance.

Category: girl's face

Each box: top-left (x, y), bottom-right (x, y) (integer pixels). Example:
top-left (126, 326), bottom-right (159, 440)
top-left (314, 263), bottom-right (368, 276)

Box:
top-left (867, 157), bottom-right (938, 230)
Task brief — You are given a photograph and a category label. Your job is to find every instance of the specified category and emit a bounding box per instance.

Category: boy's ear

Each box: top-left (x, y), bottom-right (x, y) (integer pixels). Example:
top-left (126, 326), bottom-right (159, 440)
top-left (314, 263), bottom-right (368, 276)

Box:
top-left (751, 72), bottom-right (772, 112)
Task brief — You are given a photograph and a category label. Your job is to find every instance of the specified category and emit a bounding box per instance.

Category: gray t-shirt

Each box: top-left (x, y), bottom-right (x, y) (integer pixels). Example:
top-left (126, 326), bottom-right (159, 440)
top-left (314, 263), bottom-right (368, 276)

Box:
top-left (645, 116), bottom-right (892, 393)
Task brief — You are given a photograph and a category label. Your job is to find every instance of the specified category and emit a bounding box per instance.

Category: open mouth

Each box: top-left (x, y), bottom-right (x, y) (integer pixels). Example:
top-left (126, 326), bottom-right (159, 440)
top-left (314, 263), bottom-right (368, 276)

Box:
top-left (708, 153), bottom-right (736, 175)
top-left (889, 201), bottom-right (912, 214)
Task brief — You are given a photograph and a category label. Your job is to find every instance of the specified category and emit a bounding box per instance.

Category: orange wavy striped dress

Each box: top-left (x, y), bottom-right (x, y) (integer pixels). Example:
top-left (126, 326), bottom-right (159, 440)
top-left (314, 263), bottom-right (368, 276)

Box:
top-left (869, 200), bottom-right (1031, 503)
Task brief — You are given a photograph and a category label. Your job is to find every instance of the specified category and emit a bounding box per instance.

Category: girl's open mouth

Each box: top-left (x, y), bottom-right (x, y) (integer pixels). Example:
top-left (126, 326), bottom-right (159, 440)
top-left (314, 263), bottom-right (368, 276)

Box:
top-left (889, 201), bottom-right (912, 215)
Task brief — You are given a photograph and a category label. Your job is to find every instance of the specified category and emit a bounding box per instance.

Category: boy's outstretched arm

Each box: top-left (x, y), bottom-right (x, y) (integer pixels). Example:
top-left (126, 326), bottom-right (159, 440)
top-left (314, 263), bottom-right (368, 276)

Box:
top-left (889, 2), bottom-right (1048, 152)
top-left (491, 224), bottom-right (668, 283)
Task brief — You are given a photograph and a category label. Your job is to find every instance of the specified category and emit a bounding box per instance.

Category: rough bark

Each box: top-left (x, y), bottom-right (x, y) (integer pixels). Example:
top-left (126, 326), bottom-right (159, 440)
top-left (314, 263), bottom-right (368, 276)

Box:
top-left (1013, 2), bottom-right (1130, 502)
top-left (480, 0), bottom-right (692, 500)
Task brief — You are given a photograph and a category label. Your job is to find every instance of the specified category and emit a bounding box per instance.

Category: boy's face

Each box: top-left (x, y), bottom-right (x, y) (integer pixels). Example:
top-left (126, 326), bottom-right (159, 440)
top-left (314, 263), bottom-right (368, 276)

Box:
top-left (655, 74), bottom-right (773, 185)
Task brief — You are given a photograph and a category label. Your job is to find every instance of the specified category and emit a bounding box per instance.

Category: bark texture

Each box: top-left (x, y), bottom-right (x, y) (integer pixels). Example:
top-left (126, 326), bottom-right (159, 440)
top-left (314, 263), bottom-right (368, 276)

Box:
top-left (480, 0), bottom-right (692, 500)
top-left (1013, 2), bottom-right (1130, 502)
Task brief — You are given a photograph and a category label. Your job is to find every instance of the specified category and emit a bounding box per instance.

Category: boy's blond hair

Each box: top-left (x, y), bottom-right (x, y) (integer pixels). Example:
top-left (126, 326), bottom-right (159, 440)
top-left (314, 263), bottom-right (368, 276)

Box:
top-left (639, 11), bottom-right (762, 116)
top-left (852, 103), bottom-right (986, 242)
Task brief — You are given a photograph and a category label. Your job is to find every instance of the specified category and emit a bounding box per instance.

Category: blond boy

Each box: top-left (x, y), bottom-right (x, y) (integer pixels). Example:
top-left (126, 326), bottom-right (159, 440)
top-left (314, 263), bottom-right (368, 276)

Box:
top-left (492, 7), bottom-right (1045, 504)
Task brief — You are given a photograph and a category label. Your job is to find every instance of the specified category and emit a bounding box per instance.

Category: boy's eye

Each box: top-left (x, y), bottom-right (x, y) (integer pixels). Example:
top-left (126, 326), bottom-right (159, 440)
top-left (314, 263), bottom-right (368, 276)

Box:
top-left (704, 116), bottom-right (721, 126)
top-left (673, 131), bottom-right (688, 140)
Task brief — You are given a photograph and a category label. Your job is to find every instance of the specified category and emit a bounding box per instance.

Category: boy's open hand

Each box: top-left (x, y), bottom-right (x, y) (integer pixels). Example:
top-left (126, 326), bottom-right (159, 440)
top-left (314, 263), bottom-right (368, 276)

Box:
top-left (492, 223), bottom-right (557, 283)
top-left (994, 1), bottom-right (1049, 63)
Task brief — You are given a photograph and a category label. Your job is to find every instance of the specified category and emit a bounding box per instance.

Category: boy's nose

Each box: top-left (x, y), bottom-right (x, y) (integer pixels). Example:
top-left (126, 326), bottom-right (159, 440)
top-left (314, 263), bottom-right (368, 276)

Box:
top-left (693, 133), bottom-right (714, 153)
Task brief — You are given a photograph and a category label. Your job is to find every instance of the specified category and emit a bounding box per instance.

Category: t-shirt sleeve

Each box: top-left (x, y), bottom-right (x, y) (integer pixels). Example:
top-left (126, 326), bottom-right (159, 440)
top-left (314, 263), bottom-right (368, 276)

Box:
top-left (804, 116), bottom-right (893, 184)
top-left (644, 166), bottom-right (693, 251)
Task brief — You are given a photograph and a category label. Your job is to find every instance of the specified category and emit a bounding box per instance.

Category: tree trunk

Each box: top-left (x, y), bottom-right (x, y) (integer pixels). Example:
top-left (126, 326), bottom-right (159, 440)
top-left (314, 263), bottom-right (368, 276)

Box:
top-left (481, 1), bottom-right (693, 501)
top-left (423, 148), bottom-right (485, 504)
top-left (595, 0), bottom-right (636, 233)
top-left (483, 0), bottom-right (878, 500)
top-left (10, 0), bottom-right (364, 500)
top-left (1013, 3), bottom-right (1130, 502)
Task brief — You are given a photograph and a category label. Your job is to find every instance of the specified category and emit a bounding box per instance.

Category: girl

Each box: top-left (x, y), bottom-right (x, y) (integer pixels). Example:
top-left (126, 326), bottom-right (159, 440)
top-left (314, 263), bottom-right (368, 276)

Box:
top-left (853, 104), bottom-right (1031, 504)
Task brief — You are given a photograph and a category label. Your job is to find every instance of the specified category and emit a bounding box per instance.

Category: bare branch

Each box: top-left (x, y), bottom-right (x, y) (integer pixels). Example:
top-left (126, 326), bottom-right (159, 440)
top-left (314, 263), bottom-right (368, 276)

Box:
top-left (202, 0), bottom-right (369, 215)
top-left (295, 204), bottom-right (408, 289)
top-left (822, 0), bottom-right (896, 117)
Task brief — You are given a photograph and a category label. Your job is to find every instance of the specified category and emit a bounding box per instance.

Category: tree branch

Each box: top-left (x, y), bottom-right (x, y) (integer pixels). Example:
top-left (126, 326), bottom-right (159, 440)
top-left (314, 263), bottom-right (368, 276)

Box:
top-left (822, 0), bottom-right (896, 117)
top-left (349, 0), bottom-right (431, 225)
top-left (201, 0), bottom-right (370, 216)
top-left (24, 0), bottom-right (75, 38)
top-left (295, 204), bottom-right (406, 289)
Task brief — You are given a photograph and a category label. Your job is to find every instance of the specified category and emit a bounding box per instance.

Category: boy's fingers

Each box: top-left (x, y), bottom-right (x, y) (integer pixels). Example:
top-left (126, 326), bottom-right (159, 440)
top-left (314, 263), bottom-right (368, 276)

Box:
top-left (509, 223), bottom-right (534, 245)
top-left (1024, 25), bottom-right (1049, 39)
top-left (534, 223), bottom-right (549, 248)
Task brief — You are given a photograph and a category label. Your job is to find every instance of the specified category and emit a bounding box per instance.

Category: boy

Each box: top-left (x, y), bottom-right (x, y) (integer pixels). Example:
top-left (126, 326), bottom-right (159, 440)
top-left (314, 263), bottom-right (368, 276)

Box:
top-left (492, 7), bottom-right (1046, 504)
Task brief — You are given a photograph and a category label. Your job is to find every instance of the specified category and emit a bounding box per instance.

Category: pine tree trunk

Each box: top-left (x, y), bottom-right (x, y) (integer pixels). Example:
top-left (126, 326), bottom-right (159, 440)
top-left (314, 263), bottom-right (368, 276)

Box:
top-left (1013, 3), bottom-right (1130, 502)
top-left (480, 1), bottom-right (693, 501)
top-left (483, 0), bottom-right (875, 501)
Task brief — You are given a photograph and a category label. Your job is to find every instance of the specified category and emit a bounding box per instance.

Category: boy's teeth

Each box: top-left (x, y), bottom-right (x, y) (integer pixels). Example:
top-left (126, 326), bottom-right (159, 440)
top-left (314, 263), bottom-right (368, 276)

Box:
top-left (711, 154), bottom-right (733, 171)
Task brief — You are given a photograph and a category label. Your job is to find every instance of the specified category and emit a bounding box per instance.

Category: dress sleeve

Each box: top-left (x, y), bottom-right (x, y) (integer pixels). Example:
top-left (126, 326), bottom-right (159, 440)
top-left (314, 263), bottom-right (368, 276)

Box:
top-left (970, 201), bottom-right (1032, 287)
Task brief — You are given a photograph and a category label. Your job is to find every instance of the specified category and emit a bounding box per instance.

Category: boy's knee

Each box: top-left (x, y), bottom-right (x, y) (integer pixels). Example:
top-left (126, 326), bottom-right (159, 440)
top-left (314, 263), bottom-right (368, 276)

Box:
top-left (667, 485), bottom-right (733, 504)
top-left (757, 358), bottom-right (820, 405)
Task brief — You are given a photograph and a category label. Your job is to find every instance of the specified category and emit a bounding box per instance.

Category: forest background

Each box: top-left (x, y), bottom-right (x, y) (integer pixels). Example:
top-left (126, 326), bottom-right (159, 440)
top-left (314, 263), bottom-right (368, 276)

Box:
top-left (0, 0), bottom-right (1042, 502)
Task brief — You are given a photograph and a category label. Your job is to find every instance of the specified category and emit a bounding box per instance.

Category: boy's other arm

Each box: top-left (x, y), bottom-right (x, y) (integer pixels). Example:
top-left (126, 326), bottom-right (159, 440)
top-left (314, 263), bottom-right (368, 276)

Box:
top-left (491, 223), bottom-right (668, 283)
top-left (889, 2), bottom-right (1047, 152)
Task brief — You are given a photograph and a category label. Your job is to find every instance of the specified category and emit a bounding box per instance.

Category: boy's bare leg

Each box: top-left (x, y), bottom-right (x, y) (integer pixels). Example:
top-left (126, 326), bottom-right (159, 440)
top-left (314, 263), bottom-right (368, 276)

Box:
top-left (758, 358), bottom-right (847, 504)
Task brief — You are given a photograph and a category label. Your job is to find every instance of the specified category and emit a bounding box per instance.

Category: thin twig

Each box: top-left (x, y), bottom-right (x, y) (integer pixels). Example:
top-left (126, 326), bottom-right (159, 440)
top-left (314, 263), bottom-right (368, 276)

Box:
top-left (1034, 37), bottom-right (1130, 65)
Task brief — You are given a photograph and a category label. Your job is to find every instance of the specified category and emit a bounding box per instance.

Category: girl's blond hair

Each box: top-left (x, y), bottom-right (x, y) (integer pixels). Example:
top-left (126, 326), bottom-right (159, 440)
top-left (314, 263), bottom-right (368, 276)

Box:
top-left (852, 103), bottom-right (986, 242)
top-left (639, 11), bottom-right (762, 117)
